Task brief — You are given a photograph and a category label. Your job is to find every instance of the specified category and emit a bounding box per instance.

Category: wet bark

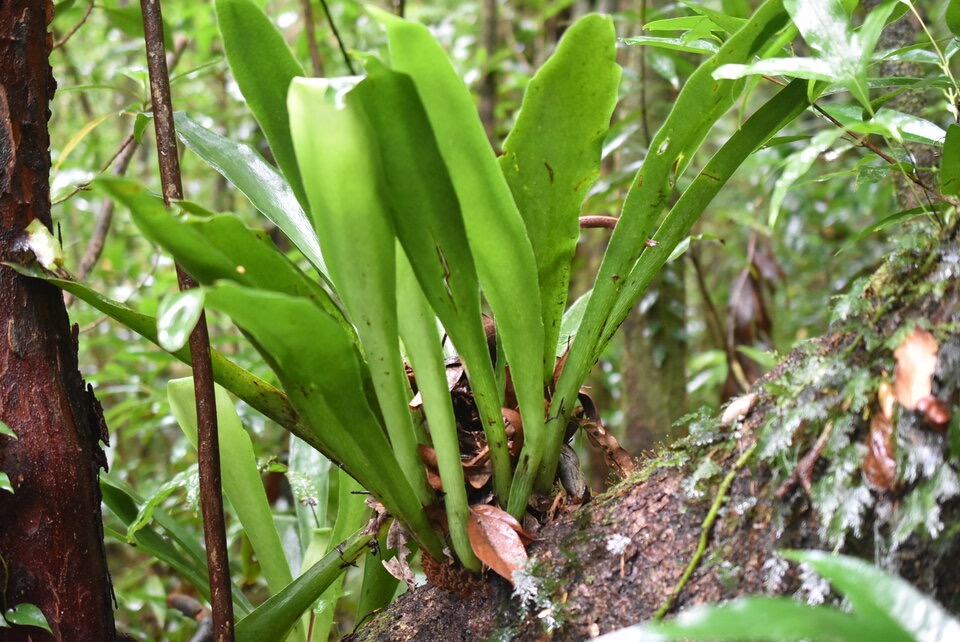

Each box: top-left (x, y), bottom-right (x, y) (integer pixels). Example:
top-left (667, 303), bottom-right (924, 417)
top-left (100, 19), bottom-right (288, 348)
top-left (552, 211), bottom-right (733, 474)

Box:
top-left (0, 3), bottom-right (115, 640)
top-left (350, 237), bottom-right (960, 641)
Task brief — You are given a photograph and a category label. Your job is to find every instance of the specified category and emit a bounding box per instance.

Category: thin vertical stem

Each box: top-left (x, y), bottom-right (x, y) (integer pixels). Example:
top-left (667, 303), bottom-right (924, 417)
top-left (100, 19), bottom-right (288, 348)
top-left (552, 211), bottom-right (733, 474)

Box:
top-left (139, 2), bottom-right (235, 640)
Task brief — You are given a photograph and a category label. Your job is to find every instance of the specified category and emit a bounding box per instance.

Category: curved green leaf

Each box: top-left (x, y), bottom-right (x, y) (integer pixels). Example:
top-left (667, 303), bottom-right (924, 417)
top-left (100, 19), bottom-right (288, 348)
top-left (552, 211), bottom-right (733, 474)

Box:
top-left (203, 282), bottom-right (444, 558)
top-left (288, 77), bottom-right (433, 507)
top-left (215, 0), bottom-right (308, 207)
top-left (499, 14), bottom-right (620, 380)
top-left (396, 253), bottom-right (480, 570)
top-left (3, 603), bottom-right (51, 633)
top-left (784, 550), bottom-right (960, 642)
top-left (371, 9), bottom-right (546, 515)
top-left (547, 0), bottom-right (793, 489)
top-left (168, 380), bottom-right (300, 617)
top-left (600, 597), bottom-right (900, 642)
top-left (174, 112), bottom-right (327, 276)
top-left (157, 289), bottom-right (205, 352)
top-left (235, 528), bottom-right (374, 642)
top-left (338, 64), bottom-right (514, 504)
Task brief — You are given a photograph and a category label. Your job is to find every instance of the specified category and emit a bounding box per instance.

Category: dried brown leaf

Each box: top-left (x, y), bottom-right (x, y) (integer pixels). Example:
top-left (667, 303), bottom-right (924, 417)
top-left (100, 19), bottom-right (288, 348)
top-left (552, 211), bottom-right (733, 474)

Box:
top-left (863, 411), bottom-right (896, 491)
top-left (893, 327), bottom-right (938, 410)
top-left (466, 504), bottom-right (530, 584)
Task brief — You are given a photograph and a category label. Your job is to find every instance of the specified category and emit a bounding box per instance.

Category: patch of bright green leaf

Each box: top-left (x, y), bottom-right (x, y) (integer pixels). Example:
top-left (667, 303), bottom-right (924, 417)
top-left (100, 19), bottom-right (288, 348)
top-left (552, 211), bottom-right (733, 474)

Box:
top-left (2, 603), bottom-right (51, 633)
top-left (941, 124), bottom-right (960, 196)
top-left (215, 0), bottom-right (308, 208)
top-left (174, 112), bottom-right (326, 276)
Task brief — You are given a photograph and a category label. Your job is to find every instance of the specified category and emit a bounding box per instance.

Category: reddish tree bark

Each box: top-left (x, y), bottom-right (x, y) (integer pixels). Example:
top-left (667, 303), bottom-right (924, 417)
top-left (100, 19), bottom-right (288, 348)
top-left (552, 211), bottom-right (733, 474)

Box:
top-left (0, 3), bottom-right (115, 640)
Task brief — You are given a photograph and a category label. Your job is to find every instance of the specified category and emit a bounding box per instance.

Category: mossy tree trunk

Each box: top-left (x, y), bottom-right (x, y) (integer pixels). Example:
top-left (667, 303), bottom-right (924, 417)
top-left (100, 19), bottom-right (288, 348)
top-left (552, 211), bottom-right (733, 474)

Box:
top-left (0, 3), bottom-right (115, 640)
top-left (350, 234), bottom-right (960, 641)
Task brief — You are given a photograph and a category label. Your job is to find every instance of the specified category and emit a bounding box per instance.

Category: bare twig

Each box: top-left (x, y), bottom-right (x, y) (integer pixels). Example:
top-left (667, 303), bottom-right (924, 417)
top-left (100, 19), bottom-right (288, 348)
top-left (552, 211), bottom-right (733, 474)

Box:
top-left (300, 0), bottom-right (324, 76)
top-left (53, 0), bottom-right (94, 50)
top-left (62, 133), bottom-right (137, 306)
top-left (479, 0), bottom-right (498, 146)
top-left (579, 215), bottom-right (619, 229)
top-left (140, 2), bottom-right (234, 640)
top-left (317, 0), bottom-right (355, 75)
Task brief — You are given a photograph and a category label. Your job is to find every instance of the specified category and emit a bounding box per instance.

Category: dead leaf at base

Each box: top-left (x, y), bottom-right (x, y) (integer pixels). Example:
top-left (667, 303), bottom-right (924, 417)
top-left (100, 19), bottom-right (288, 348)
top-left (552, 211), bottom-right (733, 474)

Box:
top-left (466, 504), bottom-right (532, 584)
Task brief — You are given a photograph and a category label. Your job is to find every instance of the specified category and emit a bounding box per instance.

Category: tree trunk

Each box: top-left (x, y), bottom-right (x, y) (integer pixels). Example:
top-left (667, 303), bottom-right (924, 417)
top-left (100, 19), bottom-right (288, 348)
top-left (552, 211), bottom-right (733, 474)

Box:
top-left (350, 235), bottom-right (960, 641)
top-left (0, 3), bottom-right (115, 640)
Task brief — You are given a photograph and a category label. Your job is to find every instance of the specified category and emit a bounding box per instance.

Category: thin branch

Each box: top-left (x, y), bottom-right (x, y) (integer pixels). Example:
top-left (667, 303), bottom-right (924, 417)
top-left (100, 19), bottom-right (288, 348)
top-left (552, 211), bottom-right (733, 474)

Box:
top-left (300, 0), bottom-right (324, 76)
top-left (63, 134), bottom-right (138, 306)
top-left (317, 0), bottom-right (356, 75)
top-left (53, 0), bottom-right (94, 50)
top-left (140, 2), bottom-right (234, 641)
top-left (579, 215), bottom-right (619, 229)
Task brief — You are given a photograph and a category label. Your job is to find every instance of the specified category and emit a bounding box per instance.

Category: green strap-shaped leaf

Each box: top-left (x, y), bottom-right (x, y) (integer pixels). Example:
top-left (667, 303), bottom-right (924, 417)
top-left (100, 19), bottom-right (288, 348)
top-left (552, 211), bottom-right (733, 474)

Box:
top-left (783, 550), bottom-right (960, 641)
top-left (215, 0), bottom-right (308, 208)
top-left (341, 64), bottom-right (514, 504)
top-left (235, 526), bottom-right (375, 642)
top-left (396, 252), bottom-right (480, 570)
top-left (173, 112), bottom-right (327, 277)
top-left (371, 9), bottom-right (546, 515)
top-left (288, 77), bottom-right (434, 507)
top-left (941, 124), bottom-right (960, 196)
top-left (499, 14), bottom-right (620, 381)
top-left (97, 177), bottom-right (353, 341)
top-left (546, 0), bottom-right (792, 489)
top-left (545, 79), bottom-right (810, 485)
top-left (168, 380), bottom-right (307, 642)
top-left (203, 282), bottom-right (444, 558)
top-left (605, 597), bottom-right (904, 641)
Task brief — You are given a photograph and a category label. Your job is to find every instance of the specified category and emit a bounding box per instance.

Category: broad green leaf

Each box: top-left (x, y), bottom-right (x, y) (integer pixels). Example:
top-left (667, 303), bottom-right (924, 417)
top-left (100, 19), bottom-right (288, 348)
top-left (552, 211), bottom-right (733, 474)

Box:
top-left (356, 541), bottom-right (401, 618)
top-left (174, 112), bottom-right (327, 276)
top-left (547, 0), bottom-right (794, 489)
top-left (598, 597), bottom-right (900, 641)
top-left (684, 2), bottom-right (750, 34)
top-left (783, 550), bottom-right (960, 642)
top-left (784, 0), bottom-right (871, 108)
top-left (943, 124), bottom-right (960, 196)
top-left (216, 0), bottom-right (308, 208)
top-left (713, 57), bottom-right (835, 82)
top-left (820, 104), bottom-right (946, 145)
top-left (157, 289), bottom-right (205, 352)
top-left (288, 76), bottom-right (433, 506)
top-left (0, 420), bottom-right (15, 439)
top-left (3, 604), bottom-right (51, 633)
top-left (235, 527), bottom-right (374, 642)
top-left (103, 5), bottom-right (174, 51)
top-left (499, 14), bottom-right (620, 381)
top-left (372, 8), bottom-right (546, 515)
top-left (202, 282), bottom-right (444, 558)
top-left (0, 472), bottom-right (12, 494)
top-left (167, 380), bottom-right (301, 628)
top-left (336, 63), bottom-right (514, 505)
top-left (949, 0), bottom-right (960, 38)
top-left (621, 36), bottom-right (719, 55)
top-left (557, 291), bottom-right (591, 358)
top-left (396, 253), bottom-right (480, 569)
top-left (6, 262), bottom-right (299, 431)
top-left (97, 177), bottom-right (353, 339)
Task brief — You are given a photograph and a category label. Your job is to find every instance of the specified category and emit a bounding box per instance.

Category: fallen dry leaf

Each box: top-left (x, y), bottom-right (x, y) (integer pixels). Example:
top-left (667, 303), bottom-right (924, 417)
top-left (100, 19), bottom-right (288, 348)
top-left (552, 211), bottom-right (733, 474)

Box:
top-left (863, 410), bottom-right (896, 491)
top-left (893, 327), bottom-right (938, 410)
top-left (466, 504), bottom-right (530, 584)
